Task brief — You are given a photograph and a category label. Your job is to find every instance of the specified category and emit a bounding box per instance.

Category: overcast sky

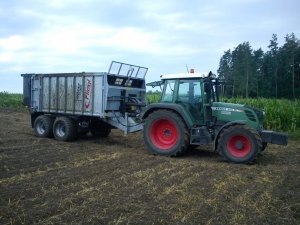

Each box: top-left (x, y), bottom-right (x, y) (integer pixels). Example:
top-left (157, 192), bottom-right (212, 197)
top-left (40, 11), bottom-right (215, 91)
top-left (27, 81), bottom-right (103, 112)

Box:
top-left (0, 0), bottom-right (299, 93)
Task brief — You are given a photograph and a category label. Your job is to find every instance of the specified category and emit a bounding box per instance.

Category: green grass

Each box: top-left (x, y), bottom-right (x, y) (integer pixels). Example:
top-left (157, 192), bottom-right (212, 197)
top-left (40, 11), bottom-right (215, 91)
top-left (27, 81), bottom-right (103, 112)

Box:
top-left (0, 92), bottom-right (26, 111)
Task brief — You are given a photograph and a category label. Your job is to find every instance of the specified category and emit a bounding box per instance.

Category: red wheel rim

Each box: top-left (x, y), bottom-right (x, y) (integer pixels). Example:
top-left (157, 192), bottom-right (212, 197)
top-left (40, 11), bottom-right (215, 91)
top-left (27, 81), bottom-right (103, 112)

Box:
top-left (227, 135), bottom-right (252, 158)
top-left (150, 119), bottom-right (178, 150)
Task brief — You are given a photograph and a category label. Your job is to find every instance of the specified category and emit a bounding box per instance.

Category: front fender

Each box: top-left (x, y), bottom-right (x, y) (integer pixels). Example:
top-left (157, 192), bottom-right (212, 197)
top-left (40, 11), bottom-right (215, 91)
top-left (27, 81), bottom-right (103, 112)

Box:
top-left (213, 120), bottom-right (246, 150)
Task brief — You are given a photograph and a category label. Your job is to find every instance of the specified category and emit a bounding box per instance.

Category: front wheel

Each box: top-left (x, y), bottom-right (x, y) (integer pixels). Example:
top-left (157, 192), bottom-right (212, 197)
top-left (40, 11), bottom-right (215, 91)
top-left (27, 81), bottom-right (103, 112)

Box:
top-left (217, 125), bottom-right (262, 163)
top-left (143, 110), bottom-right (189, 156)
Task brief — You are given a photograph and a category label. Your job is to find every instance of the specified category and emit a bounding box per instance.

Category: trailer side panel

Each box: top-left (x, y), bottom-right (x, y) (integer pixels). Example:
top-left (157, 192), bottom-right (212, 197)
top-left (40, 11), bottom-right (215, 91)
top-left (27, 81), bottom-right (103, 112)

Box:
top-left (31, 73), bottom-right (105, 117)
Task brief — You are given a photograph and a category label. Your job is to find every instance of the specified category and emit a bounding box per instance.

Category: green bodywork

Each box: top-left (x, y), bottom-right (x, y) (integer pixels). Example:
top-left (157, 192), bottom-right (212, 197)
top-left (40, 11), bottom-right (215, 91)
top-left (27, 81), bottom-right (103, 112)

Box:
top-left (211, 102), bottom-right (262, 130)
top-left (154, 78), bottom-right (264, 130)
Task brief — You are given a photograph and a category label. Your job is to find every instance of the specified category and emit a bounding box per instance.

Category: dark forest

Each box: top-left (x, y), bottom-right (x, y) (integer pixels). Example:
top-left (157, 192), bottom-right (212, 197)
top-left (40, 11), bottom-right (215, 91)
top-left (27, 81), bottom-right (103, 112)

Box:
top-left (218, 33), bottom-right (300, 99)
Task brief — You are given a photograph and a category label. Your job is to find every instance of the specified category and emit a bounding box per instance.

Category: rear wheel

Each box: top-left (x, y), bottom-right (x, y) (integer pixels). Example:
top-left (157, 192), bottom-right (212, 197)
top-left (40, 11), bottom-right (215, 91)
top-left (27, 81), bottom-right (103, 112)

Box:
top-left (53, 117), bottom-right (77, 141)
top-left (143, 110), bottom-right (189, 156)
top-left (34, 115), bottom-right (54, 138)
top-left (217, 125), bottom-right (262, 163)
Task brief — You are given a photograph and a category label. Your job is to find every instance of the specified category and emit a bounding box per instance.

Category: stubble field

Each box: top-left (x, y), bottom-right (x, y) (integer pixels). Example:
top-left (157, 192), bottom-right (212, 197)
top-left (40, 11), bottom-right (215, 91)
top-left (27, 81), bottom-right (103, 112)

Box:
top-left (0, 110), bottom-right (299, 225)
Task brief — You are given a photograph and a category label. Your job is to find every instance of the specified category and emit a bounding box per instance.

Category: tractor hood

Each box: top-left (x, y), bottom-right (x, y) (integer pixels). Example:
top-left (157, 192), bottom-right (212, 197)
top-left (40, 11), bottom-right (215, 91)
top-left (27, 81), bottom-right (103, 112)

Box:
top-left (212, 102), bottom-right (245, 114)
top-left (211, 102), bottom-right (264, 128)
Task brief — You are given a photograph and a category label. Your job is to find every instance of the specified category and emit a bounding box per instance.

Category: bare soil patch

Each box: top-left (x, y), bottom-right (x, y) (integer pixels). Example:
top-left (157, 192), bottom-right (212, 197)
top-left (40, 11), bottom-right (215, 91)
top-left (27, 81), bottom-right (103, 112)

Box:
top-left (0, 111), bottom-right (299, 225)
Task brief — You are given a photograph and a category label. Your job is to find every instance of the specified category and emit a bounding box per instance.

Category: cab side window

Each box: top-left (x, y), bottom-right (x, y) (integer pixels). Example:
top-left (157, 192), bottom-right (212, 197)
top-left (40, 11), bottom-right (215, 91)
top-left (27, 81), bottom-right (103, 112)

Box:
top-left (177, 80), bottom-right (202, 103)
top-left (177, 82), bottom-right (189, 102)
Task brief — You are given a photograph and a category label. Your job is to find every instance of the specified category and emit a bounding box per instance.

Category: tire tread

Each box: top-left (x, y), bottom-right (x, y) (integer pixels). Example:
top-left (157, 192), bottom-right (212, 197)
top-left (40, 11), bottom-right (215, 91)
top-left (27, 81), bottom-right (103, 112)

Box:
top-left (53, 117), bottom-right (77, 141)
top-left (34, 115), bottom-right (54, 138)
top-left (217, 125), bottom-right (262, 163)
top-left (143, 110), bottom-right (189, 157)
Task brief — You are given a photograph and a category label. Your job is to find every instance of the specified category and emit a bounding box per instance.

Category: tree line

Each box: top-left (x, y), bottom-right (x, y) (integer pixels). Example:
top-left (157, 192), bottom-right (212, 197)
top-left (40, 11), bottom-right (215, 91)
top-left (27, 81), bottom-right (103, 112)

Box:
top-left (217, 33), bottom-right (300, 99)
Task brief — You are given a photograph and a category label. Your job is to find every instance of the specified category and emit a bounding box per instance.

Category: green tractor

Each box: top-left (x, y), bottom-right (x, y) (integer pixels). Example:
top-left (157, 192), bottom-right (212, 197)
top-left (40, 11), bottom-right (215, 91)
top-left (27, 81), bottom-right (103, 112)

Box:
top-left (142, 71), bottom-right (288, 163)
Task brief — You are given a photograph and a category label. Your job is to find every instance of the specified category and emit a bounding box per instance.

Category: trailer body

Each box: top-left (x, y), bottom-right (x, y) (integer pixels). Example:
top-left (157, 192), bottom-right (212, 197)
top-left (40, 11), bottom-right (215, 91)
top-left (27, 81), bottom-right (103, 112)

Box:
top-left (22, 61), bottom-right (147, 137)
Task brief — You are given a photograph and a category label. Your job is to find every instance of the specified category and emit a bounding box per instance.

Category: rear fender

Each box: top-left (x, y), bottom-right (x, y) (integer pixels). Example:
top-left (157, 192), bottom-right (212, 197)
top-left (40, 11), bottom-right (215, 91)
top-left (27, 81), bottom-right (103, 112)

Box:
top-left (141, 103), bottom-right (193, 129)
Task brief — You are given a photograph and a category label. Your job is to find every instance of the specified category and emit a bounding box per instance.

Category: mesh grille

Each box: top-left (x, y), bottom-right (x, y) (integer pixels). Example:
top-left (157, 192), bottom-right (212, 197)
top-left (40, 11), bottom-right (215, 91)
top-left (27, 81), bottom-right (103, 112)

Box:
top-left (245, 110), bottom-right (257, 122)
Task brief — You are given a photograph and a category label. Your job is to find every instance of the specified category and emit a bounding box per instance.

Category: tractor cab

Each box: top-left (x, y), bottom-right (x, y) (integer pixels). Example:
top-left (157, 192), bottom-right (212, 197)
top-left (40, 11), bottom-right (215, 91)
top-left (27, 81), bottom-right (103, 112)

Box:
top-left (147, 71), bottom-right (219, 127)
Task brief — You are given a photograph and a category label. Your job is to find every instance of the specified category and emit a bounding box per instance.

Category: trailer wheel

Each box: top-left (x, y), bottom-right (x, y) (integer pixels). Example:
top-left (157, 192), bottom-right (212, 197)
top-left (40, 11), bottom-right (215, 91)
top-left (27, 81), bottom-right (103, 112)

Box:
top-left (53, 117), bottom-right (77, 141)
top-left (217, 125), bottom-right (262, 163)
top-left (34, 115), bottom-right (54, 138)
top-left (143, 110), bottom-right (189, 156)
top-left (90, 120), bottom-right (111, 137)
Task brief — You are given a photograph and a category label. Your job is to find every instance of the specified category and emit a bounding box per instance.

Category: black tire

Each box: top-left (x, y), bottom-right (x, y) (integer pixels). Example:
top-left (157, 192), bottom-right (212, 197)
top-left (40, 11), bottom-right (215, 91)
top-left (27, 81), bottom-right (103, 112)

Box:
top-left (261, 142), bottom-right (268, 152)
top-left (217, 125), bottom-right (262, 164)
top-left (34, 115), bottom-right (54, 138)
top-left (90, 120), bottom-right (111, 138)
top-left (53, 117), bottom-right (77, 141)
top-left (188, 144), bottom-right (199, 151)
top-left (143, 110), bottom-right (189, 156)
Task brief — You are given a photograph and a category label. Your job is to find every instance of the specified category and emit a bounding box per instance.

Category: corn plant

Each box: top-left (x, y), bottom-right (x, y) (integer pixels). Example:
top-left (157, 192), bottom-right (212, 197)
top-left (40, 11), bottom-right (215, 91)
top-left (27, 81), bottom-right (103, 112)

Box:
top-left (223, 97), bottom-right (300, 132)
top-left (0, 92), bottom-right (25, 110)
top-left (146, 92), bottom-right (161, 104)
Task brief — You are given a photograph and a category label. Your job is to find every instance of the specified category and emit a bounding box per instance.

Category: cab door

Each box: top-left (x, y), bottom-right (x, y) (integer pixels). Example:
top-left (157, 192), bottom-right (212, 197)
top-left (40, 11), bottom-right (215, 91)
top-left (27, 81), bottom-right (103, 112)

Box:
top-left (176, 79), bottom-right (204, 125)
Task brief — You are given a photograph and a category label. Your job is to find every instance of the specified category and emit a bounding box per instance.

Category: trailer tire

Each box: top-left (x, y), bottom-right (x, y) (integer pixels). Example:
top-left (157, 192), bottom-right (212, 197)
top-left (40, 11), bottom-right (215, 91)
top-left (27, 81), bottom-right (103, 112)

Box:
top-left (90, 120), bottom-right (111, 137)
top-left (217, 125), bottom-right (262, 164)
top-left (53, 117), bottom-right (77, 141)
top-left (34, 115), bottom-right (54, 138)
top-left (143, 110), bottom-right (189, 156)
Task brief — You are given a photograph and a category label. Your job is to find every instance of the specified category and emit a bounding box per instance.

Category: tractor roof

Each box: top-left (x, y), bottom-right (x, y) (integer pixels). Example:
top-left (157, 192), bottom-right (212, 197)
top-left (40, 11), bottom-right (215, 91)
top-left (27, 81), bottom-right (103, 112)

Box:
top-left (160, 72), bottom-right (209, 80)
